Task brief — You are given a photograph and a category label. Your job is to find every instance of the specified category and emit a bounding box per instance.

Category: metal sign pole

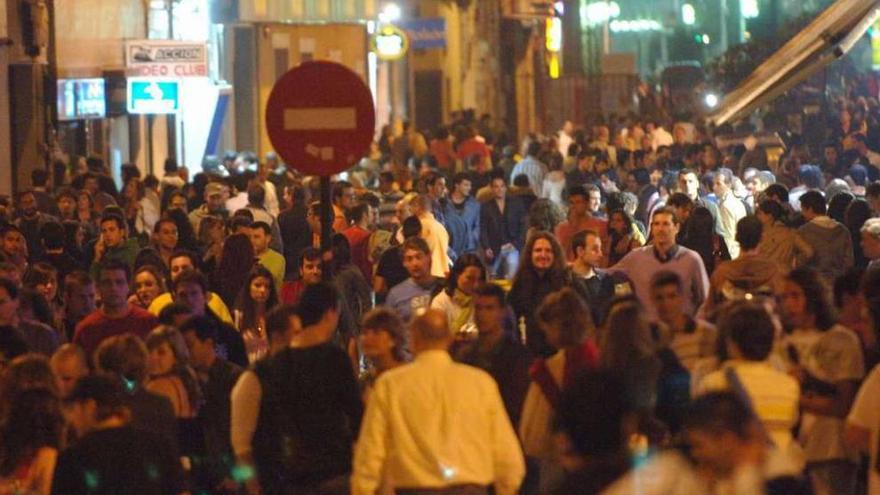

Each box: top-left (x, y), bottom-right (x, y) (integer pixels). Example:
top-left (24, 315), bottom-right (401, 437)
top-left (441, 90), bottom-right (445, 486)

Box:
top-left (320, 176), bottom-right (332, 280)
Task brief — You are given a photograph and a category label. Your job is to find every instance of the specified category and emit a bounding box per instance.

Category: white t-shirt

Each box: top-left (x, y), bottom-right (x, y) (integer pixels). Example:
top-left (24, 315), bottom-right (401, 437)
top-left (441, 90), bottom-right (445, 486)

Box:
top-left (848, 365), bottom-right (880, 495)
top-left (797, 325), bottom-right (865, 462)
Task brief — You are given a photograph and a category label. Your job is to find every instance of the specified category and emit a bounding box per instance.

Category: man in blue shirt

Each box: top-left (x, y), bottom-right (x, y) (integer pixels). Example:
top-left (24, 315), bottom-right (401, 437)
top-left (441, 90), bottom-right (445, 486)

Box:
top-left (510, 141), bottom-right (547, 197)
top-left (385, 237), bottom-right (442, 322)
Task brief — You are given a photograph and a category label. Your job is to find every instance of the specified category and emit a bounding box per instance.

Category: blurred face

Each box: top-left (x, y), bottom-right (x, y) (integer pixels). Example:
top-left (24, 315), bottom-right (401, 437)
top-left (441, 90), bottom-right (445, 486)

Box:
top-left (0, 287), bottom-right (18, 325)
top-left (154, 222), bottom-right (178, 251)
top-left (148, 341), bottom-right (176, 376)
top-left (97, 269), bottom-right (129, 310)
top-left (18, 193), bottom-right (37, 217)
top-left (456, 266), bottom-right (483, 295)
top-left (100, 220), bottom-right (125, 248)
top-left (778, 279), bottom-right (808, 328)
top-left (687, 429), bottom-right (738, 476)
top-left (403, 248), bottom-right (431, 281)
top-left (651, 283), bottom-right (684, 324)
top-left (36, 274), bottom-right (58, 301)
top-left (609, 212), bottom-right (626, 234)
top-left (84, 177), bottom-right (99, 195)
top-left (491, 178), bottom-right (507, 200)
top-left (65, 283), bottom-right (96, 319)
top-left (77, 193), bottom-right (91, 211)
top-left (174, 282), bottom-right (206, 316)
top-left (430, 178), bottom-right (447, 199)
top-left (57, 196), bottom-right (76, 216)
top-left (532, 239), bottom-right (555, 271)
top-left (713, 175), bottom-right (729, 198)
top-left (577, 234), bottom-right (603, 268)
top-left (569, 195), bottom-right (588, 217)
top-left (206, 191), bottom-right (225, 211)
top-left (824, 147), bottom-right (838, 164)
top-left (339, 187), bottom-right (356, 209)
top-left (169, 256), bottom-right (194, 281)
top-left (474, 294), bottom-right (504, 334)
top-left (170, 194), bottom-right (188, 212)
top-left (862, 233), bottom-right (880, 260)
top-left (134, 271), bottom-right (162, 308)
top-left (650, 213), bottom-right (679, 249)
top-left (588, 190), bottom-right (602, 213)
top-left (360, 327), bottom-right (396, 361)
top-left (679, 173), bottom-right (700, 199)
top-left (301, 258), bottom-right (323, 285)
top-left (52, 355), bottom-right (88, 399)
top-left (1, 231), bottom-right (25, 257)
top-left (249, 227), bottom-right (270, 255)
top-left (249, 276), bottom-right (271, 304)
top-left (182, 331), bottom-right (214, 371)
top-left (455, 179), bottom-right (472, 197)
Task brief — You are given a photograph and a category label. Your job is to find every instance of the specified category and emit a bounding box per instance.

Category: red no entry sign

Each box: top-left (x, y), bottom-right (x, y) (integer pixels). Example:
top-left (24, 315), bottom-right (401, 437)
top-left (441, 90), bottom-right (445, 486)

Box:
top-left (265, 61), bottom-right (376, 176)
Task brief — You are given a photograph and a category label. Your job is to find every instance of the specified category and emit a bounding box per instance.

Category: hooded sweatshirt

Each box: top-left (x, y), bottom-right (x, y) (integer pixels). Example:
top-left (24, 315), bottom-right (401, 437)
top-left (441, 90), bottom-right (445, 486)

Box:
top-left (798, 215), bottom-right (853, 282)
top-left (704, 252), bottom-right (781, 315)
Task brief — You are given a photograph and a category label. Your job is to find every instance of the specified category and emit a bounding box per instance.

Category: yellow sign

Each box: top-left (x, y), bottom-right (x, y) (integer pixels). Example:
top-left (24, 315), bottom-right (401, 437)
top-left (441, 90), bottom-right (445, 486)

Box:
top-left (373, 24), bottom-right (409, 61)
top-left (873, 20), bottom-right (880, 71)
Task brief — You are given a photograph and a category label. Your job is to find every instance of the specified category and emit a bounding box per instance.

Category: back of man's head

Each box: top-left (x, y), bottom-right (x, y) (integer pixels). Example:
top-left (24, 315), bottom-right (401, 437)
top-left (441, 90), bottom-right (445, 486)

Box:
top-left (734, 216), bottom-right (763, 251)
top-left (684, 391), bottom-right (754, 440)
top-left (800, 190), bottom-right (826, 215)
top-left (178, 315), bottom-right (218, 343)
top-left (39, 221), bottom-right (65, 251)
top-left (401, 216), bottom-right (422, 239)
top-left (65, 374), bottom-right (127, 422)
top-left (410, 309), bottom-right (451, 349)
top-left (718, 302), bottom-right (774, 361)
top-left (94, 334), bottom-right (149, 383)
top-left (297, 282), bottom-right (339, 327)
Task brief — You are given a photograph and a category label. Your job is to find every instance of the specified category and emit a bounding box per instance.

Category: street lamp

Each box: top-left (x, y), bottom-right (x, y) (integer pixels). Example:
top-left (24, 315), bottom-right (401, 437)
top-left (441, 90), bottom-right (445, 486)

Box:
top-left (378, 3), bottom-right (402, 24)
top-left (681, 3), bottom-right (696, 26)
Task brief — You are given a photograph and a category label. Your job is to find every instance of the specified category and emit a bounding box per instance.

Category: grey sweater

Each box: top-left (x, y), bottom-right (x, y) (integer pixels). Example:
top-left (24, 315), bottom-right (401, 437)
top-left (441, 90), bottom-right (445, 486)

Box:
top-left (798, 216), bottom-right (853, 282)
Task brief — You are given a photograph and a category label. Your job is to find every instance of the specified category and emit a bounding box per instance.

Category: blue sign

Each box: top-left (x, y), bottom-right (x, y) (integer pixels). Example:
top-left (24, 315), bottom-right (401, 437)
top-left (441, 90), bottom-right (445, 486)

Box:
top-left (400, 18), bottom-right (446, 49)
top-left (127, 78), bottom-right (180, 114)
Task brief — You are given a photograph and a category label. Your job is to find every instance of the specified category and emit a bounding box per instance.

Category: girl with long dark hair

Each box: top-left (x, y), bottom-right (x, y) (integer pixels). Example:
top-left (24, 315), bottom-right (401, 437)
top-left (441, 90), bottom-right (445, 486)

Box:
top-left (233, 265), bottom-right (279, 363)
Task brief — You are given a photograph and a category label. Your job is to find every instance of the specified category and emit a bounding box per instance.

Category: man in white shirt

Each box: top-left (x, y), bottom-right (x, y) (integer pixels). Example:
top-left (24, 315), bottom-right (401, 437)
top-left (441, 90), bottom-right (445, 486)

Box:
top-left (713, 168), bottom-right (747, 258)
top-left (409, 194), bottom-right (450, 278)
top-left (351, 309), bottom-right (525, 495)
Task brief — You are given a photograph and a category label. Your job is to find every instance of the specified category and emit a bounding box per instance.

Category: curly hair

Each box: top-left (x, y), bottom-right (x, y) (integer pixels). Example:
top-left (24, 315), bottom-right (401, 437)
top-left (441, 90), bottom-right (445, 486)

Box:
top-left (527, 198), bottom-right (564, 232)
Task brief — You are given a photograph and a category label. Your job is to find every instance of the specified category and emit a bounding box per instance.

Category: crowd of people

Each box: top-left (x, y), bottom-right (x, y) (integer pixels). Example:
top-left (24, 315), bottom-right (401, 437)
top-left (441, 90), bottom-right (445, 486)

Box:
top-left (5, 89), bottom-right (880, 494)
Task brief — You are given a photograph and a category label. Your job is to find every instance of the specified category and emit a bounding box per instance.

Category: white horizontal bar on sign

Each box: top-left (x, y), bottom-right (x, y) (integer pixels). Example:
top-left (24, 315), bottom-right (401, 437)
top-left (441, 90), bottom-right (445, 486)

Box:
top-left (284, 107), bottom-right (357, 131)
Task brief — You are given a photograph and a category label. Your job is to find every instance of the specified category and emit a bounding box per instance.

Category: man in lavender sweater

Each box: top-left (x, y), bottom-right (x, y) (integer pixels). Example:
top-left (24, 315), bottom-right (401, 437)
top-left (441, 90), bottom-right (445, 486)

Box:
top-left (610, 207), bottom-right (710, 321)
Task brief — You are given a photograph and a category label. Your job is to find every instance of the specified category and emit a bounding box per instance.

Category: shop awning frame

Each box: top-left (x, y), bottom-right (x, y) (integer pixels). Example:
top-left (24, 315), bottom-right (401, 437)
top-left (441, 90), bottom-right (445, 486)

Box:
top-left (708, 0), bottom-right (880, 127)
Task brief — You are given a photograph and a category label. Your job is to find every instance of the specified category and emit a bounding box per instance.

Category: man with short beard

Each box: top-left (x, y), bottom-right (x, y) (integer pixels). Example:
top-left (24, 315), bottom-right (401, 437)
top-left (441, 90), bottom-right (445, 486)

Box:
top-left (15, 190), bottom-right (57, 260)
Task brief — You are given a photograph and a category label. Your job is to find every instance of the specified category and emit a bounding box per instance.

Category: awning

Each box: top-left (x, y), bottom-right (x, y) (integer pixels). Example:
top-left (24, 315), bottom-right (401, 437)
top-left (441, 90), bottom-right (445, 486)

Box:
top-left (708, 0), bottom-right (880, 127)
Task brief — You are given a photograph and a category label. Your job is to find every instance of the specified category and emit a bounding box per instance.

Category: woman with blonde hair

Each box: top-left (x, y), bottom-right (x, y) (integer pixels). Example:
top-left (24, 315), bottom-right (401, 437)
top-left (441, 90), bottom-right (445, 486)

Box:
top-left (145, 326), bottom-right (201, 419)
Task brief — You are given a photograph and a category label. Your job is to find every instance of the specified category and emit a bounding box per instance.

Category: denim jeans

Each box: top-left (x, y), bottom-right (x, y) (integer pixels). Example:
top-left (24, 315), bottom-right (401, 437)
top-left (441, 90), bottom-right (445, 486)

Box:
top-left (490, 245), bottom-right (520, 280)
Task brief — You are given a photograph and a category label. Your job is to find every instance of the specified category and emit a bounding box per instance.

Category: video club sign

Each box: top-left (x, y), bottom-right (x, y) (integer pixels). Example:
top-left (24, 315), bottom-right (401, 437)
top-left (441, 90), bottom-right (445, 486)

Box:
top-left (125, 40), bottom-right (208, 78)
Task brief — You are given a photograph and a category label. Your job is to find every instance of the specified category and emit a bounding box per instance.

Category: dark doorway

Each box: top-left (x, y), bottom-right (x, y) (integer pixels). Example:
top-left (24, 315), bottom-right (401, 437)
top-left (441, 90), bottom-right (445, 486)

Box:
top-left (414, 70), bottom-right (442, 135)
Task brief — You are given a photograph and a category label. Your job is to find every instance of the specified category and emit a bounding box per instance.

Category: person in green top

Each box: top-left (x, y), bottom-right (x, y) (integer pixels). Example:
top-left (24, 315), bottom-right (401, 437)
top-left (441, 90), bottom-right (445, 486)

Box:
top-left (249, 221), bottom-right (285, 292)
top-left (90, 212), bottom-right (140, 279)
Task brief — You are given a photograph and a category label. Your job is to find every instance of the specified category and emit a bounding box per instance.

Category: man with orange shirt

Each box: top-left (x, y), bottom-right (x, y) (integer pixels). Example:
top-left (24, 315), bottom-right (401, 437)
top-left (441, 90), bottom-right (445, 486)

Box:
top-left (555, 185), bottom-right (608, 262)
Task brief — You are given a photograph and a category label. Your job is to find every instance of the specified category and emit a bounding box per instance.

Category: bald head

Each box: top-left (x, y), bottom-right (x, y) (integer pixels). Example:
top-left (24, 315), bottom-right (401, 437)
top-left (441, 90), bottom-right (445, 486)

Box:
top-left (409, 309), bottom-right (452, 353)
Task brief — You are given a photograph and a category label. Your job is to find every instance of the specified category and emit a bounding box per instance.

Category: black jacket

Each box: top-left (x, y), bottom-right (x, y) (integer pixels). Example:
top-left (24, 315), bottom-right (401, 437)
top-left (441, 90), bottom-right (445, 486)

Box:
top-left (479, 195), bottom-right (527, 254)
